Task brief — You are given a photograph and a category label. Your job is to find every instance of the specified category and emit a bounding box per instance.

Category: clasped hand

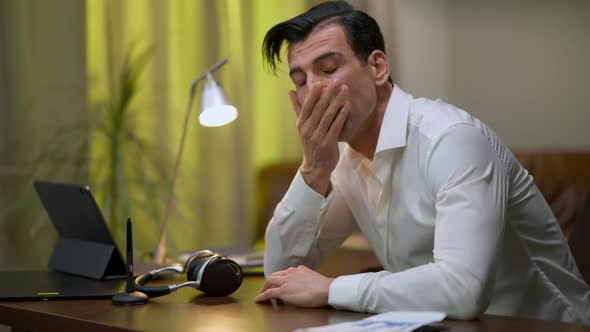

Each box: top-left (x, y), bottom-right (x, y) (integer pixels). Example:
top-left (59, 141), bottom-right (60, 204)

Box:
top-left (255, 265), bottom-right (335, 308)
top-left (290, 81), bottom-right (350, 196)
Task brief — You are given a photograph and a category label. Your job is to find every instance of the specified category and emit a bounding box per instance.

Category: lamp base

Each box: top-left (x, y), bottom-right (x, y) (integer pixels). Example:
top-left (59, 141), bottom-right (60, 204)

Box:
top-left (112, 291), bottom-right (149, 305)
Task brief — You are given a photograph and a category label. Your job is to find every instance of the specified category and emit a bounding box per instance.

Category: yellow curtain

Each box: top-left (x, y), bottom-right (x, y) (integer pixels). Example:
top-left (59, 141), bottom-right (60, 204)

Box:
top-left (86, 0), bottom-right (321, 258)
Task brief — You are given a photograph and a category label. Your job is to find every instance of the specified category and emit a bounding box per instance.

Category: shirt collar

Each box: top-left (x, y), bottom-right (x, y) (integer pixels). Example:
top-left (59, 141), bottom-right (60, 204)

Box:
top-left (374, 84), bottom-right (412, 156)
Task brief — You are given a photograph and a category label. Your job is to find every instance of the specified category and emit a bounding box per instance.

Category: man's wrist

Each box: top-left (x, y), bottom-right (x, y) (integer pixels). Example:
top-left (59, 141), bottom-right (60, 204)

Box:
top-left (323, 277), bottom-right (335, 306)
top-left (300, 167), bottom-right (332, 197)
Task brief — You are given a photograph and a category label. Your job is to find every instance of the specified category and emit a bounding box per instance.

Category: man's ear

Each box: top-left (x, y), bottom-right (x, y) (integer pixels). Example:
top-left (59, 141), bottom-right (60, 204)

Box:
top-left (368, 50), bottom-right (390, 86)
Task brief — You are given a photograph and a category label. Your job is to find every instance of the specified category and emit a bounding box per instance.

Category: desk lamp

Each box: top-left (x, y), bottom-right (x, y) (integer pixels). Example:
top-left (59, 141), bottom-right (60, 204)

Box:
top-left (152, 59), bottom-right (237, 264)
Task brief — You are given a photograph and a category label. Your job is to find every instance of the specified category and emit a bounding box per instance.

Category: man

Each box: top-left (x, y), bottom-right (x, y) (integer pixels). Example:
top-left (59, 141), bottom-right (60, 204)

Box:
top-left (255, 1), bottom-right (590, 323)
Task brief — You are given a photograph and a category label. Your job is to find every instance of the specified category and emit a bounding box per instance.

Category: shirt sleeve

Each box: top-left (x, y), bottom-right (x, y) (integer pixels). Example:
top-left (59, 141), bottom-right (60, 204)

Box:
top-left (329, 124), bottom-right (508, 319)
top-left (264, 168), bottom-right (358, 275)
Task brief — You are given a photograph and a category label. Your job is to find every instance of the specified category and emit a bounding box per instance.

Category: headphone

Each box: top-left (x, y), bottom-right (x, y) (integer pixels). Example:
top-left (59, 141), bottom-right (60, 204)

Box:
top-left (134, 250), bottom-right (244, 298)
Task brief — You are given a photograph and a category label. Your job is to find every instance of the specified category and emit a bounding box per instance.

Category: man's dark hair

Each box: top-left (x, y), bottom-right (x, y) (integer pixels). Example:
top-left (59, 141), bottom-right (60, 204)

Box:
top-left (262, 1), bottom-right (392, 84)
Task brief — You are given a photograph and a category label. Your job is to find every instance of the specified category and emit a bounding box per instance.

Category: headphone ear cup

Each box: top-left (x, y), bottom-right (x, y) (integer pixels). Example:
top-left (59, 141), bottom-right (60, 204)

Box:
top-left (186, 254), bottom-right (211, 282)
top-left (199, 258), bottom-right (243, 296)
top-left (186, 254), bottom-right (244, 296)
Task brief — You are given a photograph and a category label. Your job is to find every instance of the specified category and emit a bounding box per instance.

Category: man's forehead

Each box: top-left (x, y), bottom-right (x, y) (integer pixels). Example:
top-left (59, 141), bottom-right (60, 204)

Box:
top-left (287, 25), bottom-right (348, 65)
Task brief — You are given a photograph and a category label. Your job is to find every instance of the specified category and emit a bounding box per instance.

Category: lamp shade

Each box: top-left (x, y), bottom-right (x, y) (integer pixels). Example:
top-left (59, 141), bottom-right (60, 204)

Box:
top-left (199, 74), bottom-right (237, 127)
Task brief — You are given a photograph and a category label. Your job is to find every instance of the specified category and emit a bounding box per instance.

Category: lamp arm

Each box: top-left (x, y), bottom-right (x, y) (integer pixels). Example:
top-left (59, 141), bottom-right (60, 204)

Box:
top-left (188, 58), bottom-right (229, 91)
top-left (152, 59), bottom-right (228, 264)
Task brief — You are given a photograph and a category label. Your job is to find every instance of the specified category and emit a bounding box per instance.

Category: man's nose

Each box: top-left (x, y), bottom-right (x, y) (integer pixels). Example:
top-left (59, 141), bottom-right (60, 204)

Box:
top-left (307, 74), bottom-right (331, 88)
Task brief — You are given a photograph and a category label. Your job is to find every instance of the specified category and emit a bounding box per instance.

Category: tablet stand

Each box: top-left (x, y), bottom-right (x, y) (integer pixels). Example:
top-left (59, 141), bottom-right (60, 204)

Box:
top-left (49, 237), bottom-right (125, 280)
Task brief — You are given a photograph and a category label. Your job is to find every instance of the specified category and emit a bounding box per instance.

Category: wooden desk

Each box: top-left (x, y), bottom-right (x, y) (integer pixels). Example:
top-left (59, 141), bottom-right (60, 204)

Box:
top-left (1, 274), bottom-right (589, 332)
top-left (1, 249), bottom-right (589, 331)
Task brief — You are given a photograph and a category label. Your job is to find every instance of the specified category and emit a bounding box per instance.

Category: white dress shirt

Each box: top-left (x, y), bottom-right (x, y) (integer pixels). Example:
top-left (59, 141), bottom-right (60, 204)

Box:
top-left (264, 85), bottom-right (590, 323)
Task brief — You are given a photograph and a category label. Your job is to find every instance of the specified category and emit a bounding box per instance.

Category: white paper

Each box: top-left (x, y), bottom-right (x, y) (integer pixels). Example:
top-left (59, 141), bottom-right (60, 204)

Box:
top-left (294, 311), bottom-right (446, 332)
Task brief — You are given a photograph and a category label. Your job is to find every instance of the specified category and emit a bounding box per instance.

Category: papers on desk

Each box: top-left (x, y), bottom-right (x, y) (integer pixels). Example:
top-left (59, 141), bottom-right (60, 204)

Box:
top-left (294, 311), bottom-right (446, 332)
